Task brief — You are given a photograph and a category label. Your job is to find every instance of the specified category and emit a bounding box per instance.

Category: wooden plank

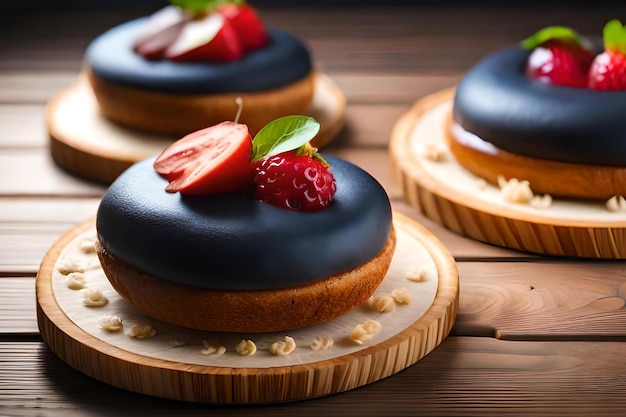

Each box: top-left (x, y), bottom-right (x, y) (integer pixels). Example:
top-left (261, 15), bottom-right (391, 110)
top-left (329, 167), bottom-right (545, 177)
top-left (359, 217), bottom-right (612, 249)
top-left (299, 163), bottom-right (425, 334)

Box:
top-left (0, 279), bottom-right (37, 334)
top-left (1, 337), bottom-right (626, 416)
top-left (0, 150), bottom-right (106, 196)
top-left (453, 261), bottom-right (626, 340)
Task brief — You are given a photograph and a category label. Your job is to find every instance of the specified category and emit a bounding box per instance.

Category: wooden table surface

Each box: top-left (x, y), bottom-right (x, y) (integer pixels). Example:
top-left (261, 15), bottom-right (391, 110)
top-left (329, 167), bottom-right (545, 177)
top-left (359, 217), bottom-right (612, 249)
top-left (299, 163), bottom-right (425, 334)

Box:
top-left (2, 2), bottom-right (626, 416)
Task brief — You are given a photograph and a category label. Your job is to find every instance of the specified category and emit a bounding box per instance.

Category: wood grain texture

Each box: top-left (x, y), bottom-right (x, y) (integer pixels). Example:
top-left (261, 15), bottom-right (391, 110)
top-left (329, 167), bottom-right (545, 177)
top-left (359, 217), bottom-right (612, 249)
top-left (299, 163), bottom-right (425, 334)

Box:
top-left (3, 3), bottom-right (626, 415)
top-left (2, 337), bottom-right (626, 417)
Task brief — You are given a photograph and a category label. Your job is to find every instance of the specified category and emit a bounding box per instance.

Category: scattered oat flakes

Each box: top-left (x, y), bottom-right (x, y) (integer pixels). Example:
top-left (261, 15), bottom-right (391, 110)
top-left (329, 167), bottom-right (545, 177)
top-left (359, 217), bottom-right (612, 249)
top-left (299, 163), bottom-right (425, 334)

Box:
top-left (78, 236), bottom-right (97, 253)
top-left (497, 175), bottom-right (534, 204)
top-left (406, 266), bottom-right (427, 282)
top-left (310, 335), bottom-right (334, 351)
top-left (606, 195), bottom-right (626, 212)
top-left (349, 319), bottom-right (381, 345)
top-left (235, 339), bottom-right (257, 356)
top-left (123, 320), bottom-right (156, 339)
top-left (269, 336), bottom-right (296, 356)
top-left (57, 258), bottom-right (86, 275)
top-left (65, 272), bottom-right (86, 290)
top-left (201, 341), bottom-right (226, 356)
top-left (391, 287), bottom-right (413, 305)
top-left (82, 288), bottom-right (108, 307)
top-left (369, 295), bottom-right (396, 313)
top-left (530, 194), bottom-right (552, 210)
top-left (99, 313), bottom-right (123, 332)
top-left (418, 142), bottom-right (447, 162)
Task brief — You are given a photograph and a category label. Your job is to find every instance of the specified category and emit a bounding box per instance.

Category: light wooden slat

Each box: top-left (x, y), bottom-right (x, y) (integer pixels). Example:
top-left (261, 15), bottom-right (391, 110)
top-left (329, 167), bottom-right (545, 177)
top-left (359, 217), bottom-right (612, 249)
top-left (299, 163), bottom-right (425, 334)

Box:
top-left (454, 261), bottom-right (626, 340)
top-left (1, 337), bottom-right (626, 416)
top-left (0, 279), bottom-right (37, 334)
top-left (0, 150), bottom-right (106, 196)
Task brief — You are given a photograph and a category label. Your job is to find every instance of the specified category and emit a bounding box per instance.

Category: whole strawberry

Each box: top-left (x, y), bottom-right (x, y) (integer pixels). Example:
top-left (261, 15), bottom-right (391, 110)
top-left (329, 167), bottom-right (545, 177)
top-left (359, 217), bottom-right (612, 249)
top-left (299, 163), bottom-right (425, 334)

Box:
top-left (252, 150), bottom-right (337, 212)
top-left (522, 26), bottom-right (595, 88)
top-left (588, 19), bottom-right (626, 91)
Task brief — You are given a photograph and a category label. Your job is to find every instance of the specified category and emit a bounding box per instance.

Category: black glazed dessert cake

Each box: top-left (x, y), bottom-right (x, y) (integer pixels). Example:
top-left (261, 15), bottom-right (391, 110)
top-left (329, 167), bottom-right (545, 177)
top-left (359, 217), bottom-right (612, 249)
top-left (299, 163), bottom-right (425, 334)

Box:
top-left (95, 116), bottom-right (395, 333)
top-left (85, 0), bottom-right (316, 136)
top-left (447, 19), bottom-right (626, 200)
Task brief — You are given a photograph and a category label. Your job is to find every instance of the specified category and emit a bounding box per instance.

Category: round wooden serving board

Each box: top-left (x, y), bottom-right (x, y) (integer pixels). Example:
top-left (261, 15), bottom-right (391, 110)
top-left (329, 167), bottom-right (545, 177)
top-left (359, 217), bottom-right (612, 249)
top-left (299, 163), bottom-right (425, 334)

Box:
top-left (46, 72), bottom-right (346, 185)
top-left (389, 88), bottom-right (626, 259)
top-left (36, 212), bottom-right (458, 404)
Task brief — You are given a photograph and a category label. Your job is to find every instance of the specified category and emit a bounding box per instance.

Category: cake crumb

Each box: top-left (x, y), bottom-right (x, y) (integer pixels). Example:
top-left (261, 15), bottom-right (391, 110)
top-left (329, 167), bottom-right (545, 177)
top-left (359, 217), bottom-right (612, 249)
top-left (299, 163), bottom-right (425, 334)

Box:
top-left (349, 319), bottom-right (381, 345)
top-left (169, 340), bottom-right (187, 348)
top-left (269, 336), bottom-right (296, 356)
top-left (369, 295), bottom-right (396, 313)
top-left (530, 194), bottom-right (552, 210)
top-left (57, 258), bottom-right (87, 275)
top-left (79, 236), bottom-right (97, 254)
top-left (391, 287), bottom-right (413, 305)
top-left (99, 313), bottom-right (123, 332)
top-left (201, 341), bottom-right (226, 356)
top-left (497, 175), bottom-right (534, 204)
top-left (65, 272), bottom-right (86, 290)
top-left (606, 195), bottom-right (626, 212)
top-left (418, 142), bottom-right (447, 162)
top-left (235, 339), bottom-right (257, 356)
top-left (310, 335), bottom-right (334, 351)
top-left (406, 266), bottom-right (427, 282)
top-left (123, 320), bottom-right (156, 339)
top-left (82, 288), bottom-right (108, 307)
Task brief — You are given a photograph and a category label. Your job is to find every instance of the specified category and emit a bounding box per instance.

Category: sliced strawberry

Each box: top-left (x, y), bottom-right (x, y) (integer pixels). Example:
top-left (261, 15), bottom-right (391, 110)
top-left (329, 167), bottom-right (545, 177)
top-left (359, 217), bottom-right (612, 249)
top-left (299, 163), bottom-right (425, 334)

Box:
top-left (522, 26), bottom-right (595, 88)
top-left (154, 121), bottom-right (252, 195)
top-left (133, 6), bottom-right (191, 60)
top-left (218, 3), bottom-right (269, 52)
top-left (588, 19), bottom-right (626, 91)
top-left (164, 12), bottom-right (243, 62)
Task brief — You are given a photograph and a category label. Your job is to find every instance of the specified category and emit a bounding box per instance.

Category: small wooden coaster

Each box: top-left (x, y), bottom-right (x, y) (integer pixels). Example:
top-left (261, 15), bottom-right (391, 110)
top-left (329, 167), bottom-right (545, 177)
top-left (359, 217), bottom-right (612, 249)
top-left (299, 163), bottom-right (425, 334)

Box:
top-left (389, 88), bottom-right (626, 259)
top-left (46, 72), bottom-right (346, 185)
top-left (36, 212), bottom-right (458, 404)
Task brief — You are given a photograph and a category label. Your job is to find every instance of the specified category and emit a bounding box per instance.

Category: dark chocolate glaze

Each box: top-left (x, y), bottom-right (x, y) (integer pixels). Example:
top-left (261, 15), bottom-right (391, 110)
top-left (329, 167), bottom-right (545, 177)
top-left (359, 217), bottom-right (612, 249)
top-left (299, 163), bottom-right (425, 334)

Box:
top-left (453, 45), bottom-right (626, 166)
top-left (96, 156), bottom-right (393, 290)
top-left (86, 18), bottom-right (312, 94)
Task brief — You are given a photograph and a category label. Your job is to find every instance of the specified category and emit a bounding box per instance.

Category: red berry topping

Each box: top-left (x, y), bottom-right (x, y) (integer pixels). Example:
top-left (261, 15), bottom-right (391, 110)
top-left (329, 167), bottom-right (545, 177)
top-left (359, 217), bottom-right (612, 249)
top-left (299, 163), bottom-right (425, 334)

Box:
top-left (522, 26), bottom-right (594, 88)
top-left (252, 152), bottom-right (337, 211)
top-left (154, 121), bottom-right (252, 195)
top-left (588, 19), bottom-right (626, 91)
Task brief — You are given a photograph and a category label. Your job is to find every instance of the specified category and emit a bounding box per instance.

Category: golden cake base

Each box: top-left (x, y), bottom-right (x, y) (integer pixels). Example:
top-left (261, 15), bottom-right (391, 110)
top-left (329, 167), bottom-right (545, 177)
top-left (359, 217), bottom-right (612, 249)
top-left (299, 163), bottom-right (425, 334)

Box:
top-left (46, 72), bottom-right (346, 185)
top-left (35, 212), bottom-right (458, 404)
top-left (389, 88), bottom-right (626, 259)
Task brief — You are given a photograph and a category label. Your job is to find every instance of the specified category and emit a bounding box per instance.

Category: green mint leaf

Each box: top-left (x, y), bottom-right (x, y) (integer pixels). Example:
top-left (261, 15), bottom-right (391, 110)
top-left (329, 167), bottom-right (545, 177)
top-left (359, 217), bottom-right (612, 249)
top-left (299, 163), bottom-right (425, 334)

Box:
top-left (251, 116), bottom-right (321, 162)
top-left (520, 25), bottom-right (586, 50)
top-left (603, 19), bottom-right (626, 55)
top-left (171, 0), bottom-right (243, 13)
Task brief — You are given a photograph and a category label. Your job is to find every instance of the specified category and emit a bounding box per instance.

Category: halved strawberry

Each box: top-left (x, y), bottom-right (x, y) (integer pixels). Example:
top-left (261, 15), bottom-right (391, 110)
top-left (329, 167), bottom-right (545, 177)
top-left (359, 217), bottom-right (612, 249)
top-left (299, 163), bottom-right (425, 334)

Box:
top-left (133, 5), bottom-right (192, 60)
top-left (522, 26), bottom-right (595, 88)
top-left (218, 3), bottom-right (269, 52)
top-left (164, 12), bottom-right (243, 62)
top-left (154, 121), bottom-right (252, 195)
top-left (588, 19), bottom-right (626, 91)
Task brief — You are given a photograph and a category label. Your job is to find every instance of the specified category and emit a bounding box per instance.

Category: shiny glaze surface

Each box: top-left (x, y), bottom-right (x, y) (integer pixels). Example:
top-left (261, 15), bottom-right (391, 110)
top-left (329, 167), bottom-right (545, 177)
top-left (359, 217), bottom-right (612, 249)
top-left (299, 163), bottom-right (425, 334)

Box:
top-left (453, 45), bottom-right (626, 166)
top-left (96, 156), bottom-right (393, 290)
top-left (87, 19), bottom-right (312, 94)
